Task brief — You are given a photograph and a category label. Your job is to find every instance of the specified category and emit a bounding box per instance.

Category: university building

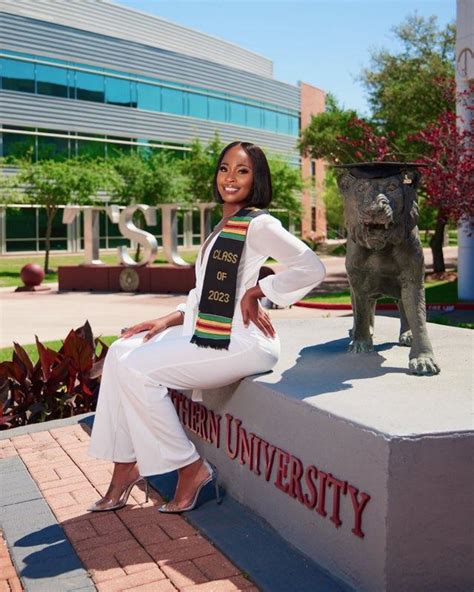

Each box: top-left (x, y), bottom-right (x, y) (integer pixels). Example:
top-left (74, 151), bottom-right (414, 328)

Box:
top-left (0, 0), bottom-right (326, 254)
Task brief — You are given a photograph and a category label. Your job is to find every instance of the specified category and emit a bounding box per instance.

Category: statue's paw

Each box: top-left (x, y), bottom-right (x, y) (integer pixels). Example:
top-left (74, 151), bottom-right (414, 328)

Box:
top-left (348, 339), bottom-right (374, 353)
top-left (409, 356), bottom-right (441, 376)
top-left (399, 330), bottom-right (412, 347)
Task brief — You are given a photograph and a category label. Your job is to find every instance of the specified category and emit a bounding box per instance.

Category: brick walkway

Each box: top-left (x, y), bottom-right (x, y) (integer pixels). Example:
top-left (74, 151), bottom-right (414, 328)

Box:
top-left (0, 425), bottom-right (257, 592)
top-left (0, 530), bottom-right (23, 591)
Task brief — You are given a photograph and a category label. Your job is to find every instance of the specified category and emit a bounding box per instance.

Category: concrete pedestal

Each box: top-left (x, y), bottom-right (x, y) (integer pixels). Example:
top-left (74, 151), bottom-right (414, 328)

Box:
top-left (173, 317), bottom-right (473, 592)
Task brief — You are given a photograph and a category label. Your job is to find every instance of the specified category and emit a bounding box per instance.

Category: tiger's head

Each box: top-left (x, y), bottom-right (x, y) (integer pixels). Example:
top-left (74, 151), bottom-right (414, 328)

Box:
top-left (337, 169), bottom-right (420, 250)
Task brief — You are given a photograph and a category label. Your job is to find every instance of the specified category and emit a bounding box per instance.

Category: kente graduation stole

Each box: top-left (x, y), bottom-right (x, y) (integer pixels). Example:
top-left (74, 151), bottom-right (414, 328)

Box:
top-left (190, 207), bottom-right (267, 350)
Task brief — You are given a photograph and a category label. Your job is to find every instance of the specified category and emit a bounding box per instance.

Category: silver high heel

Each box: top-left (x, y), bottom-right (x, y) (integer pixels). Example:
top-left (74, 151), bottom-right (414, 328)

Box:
top-left (158, 460), bottom-right (221, 514)
top-left (87, 477), bottom-right (149, 512)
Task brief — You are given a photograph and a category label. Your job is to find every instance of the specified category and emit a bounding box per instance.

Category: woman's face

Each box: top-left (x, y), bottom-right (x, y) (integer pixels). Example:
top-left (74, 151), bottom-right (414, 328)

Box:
top-left (217, 145), bottom-right (254, 205)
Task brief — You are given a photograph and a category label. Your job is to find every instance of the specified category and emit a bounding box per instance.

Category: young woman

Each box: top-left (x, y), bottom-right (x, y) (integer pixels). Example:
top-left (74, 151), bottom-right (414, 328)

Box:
top-left (88, 141), bottom-right (326, 513)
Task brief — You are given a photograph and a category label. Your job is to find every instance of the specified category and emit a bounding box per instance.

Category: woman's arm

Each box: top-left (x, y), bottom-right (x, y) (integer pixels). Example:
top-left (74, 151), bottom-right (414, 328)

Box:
top-left (121, 310), bottom-right (184, 341)
top-left (247, 215), bottom-right (326, 307)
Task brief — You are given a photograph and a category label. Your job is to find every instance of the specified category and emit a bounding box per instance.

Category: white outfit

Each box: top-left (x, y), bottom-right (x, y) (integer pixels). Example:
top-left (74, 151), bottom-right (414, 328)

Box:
top-left (88, 214), bottom-right (326, 476)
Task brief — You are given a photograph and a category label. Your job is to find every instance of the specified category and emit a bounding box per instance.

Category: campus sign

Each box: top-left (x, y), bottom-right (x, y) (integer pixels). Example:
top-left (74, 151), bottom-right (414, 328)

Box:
top-left (63, 203), bottom-right (216, 267)
top-left (170, 390), bottom-right (372, 539)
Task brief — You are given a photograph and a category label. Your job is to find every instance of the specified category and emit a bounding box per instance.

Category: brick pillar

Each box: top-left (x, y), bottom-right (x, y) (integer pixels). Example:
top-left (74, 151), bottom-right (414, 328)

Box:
top-left (299, 82), bottom-right (327, 241)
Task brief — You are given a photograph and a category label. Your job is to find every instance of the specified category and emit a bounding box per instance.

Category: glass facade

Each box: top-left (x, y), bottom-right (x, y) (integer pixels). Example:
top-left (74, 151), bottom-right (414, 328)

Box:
top-left (0, 51), bottom-right (299, 136)
top-left (0, 126), bottom-right (145, 160)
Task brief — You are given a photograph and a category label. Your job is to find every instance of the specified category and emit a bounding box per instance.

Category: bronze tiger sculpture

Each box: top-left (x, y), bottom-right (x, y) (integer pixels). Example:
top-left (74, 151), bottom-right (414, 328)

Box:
top-left (336, 162), bottom-right (440, 376)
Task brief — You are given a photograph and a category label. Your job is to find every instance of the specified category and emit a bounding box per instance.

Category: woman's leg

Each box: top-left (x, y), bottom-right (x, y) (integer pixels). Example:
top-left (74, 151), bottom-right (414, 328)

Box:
top-left (88, 328), bottom-right (188, 509)
top-left (88, 334), bottom-right (148, 463)
top-left (114, 330), bottom-right (279, 508)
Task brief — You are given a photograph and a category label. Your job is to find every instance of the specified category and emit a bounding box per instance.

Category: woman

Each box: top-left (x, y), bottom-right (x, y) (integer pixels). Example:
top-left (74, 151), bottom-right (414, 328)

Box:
top-left (88, 141), bottom-right (326, 513)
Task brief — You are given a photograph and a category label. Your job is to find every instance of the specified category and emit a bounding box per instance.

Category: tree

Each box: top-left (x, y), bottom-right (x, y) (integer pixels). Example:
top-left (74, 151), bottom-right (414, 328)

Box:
top-left (266, 154), bottom-right (303, 218)
top-left (322, 169), bottom-right (345, 237)
top-left (146, 150), bottom-right (189, 204)
top-left (180, 134), bottom-right (223, 203)
top-left (300, 14), bottom-right (459, 269)
top-left (299, 94), bottom-right (401, 163)
top-left (17, 159), bottom-right (116, 272)
top-left (108, 150), bottom-right (190, 261)
top-left (110, 151), bottom-right (188, 206)
top-left (360, 14), bottom-right (455, 154)
top-left (299, 103), bottom-right (362, 163)
top-left (411, 102), bottom-right (474, 272)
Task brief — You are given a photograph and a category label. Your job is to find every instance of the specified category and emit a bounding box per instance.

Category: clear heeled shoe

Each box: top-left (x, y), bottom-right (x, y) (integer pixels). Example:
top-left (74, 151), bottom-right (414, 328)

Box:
top-left (87, 477), bottom-right (149, 512)
top-left (158, 460), bottom-right (221, 514)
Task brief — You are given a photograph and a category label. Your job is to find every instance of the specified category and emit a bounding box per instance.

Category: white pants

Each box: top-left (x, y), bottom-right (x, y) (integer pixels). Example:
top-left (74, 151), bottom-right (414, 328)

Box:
top-left (88, 324), bottom-right (280, 476)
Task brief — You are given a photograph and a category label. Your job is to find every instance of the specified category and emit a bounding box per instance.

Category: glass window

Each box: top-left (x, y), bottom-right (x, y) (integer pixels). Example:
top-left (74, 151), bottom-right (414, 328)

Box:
top-left (77, 136), bottom-right (106, 158)
top-left (0, 58), bottom-right (35, 93)
top-left (188, 93), bottom-right (207, 119)
top-left (2, 129), bottom-right (35, 160)
top-left (107, 139), bottom-right (132, 158)
top-left (208, 97), bottom-right (226, 122)
top-left (38, 208), bottom-right (67, 248)
top-left (264, 109), bottom-right (277, 132)
top-left (136, 140), bottom-right (153, 157)
top-left (162, 87), bottom-right (184, 115)
top-left (6, 239), bottom-right (38, 252)
top-left (289, 115), bottom-right (299, 136)
top-left (37, 238), bottom-right (67, 250)
top-left (246, 105), bottom-right (263, 129)
top-left (75, 71), bottom-right (105, 102)
top-left (36, 64), bottom-right (68, 98)
top-left (6, 207), bottom-right (36, 240)
top-left (229, 101), bottom-right (246, 126)
top-left (37, 130), bottom-right (69, 160)
top-left (277, 113), bottom-right (290, 135)
top-left (105, 77), bottom-right (131, 107)
top-left (137, 82), bottom-right (160, 111)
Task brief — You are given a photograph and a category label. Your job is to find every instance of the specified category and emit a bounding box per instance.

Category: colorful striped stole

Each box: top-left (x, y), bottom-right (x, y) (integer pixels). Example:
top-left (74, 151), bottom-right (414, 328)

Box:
top-left (190, 207), bottom-right (267, 349)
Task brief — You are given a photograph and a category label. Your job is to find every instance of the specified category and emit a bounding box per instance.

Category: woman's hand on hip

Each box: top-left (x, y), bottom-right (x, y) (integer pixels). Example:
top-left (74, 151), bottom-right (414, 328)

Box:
top-left (241, 286), bottom-right (276, 338)
top-left (121, 318), bottom-right (169, 341)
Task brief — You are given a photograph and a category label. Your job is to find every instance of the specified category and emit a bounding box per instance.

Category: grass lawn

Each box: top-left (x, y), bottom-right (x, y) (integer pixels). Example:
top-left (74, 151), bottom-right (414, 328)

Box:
top-left (0, 251), bottom-right (198, 288)
top-left (304, 280), bottom-right (461, 305)
top-left (0, 335), bottom-right (119, 364)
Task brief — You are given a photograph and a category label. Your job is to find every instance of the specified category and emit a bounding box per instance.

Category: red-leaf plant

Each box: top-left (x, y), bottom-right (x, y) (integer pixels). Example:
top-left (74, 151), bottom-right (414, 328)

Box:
top-left (0, 321), bottom-right (109, 429)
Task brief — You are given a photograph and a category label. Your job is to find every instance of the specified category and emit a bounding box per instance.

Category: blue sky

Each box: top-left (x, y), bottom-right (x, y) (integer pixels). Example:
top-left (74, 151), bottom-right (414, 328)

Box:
top-left (117, 0), bottom-right (455, 116)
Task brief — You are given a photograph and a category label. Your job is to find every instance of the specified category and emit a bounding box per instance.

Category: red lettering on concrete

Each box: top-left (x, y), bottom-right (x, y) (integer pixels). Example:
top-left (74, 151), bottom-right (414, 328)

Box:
top-left (182, 396), bottom-right (191, 428)
top-left (348, 485), bottom-right (371, 538)
top-left (225, 414), bottom-right (240, 460)
top-left (190, 402), bottom-right (199, 433)
top-left (316, 470), bottom-right (328, 518)
top-left (170, 390), bottom-right (180, 409)
top-left (327, 473), bottom-right (348, 528)
top-left (208, 411), bottom-right (221, 448)
top-left (262, 440), bottom-right (276, 482)
top-left (252, 434), bottom-right (262, 476)
top-left (238, 425), bottom-right (252, 467)
top-left (274, 449), bottom-right (290, 493)
top-left (303, 465), bottom-right (318, 509)
top-left (196, 405), bottom-right (207, 440)
top-left (173, 393), bottom-right (373, 540)
top-left (288, 456), bottom-right (305, 503)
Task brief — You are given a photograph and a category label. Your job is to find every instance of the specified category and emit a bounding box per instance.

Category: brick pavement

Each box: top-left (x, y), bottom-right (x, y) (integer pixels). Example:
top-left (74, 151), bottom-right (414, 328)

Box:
top-left (0, 425), bottom-right (258, 592)
top-left (0, 530), bottom-right (23, 591)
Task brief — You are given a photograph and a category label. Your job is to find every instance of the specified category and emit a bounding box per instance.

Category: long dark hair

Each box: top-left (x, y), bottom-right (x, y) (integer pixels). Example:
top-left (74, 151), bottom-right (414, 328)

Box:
top-left (213, 141), bottom-right (273, 207)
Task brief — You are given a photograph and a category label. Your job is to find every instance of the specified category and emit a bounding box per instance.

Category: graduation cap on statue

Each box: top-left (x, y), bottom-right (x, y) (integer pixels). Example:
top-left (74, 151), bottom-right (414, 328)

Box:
top-left (333, 161), bottom-right (427, 183)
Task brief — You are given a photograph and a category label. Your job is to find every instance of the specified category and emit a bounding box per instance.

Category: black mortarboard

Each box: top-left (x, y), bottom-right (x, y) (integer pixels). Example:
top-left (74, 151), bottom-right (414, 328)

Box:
top-left (333, 161), bottom-right (426, 179)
